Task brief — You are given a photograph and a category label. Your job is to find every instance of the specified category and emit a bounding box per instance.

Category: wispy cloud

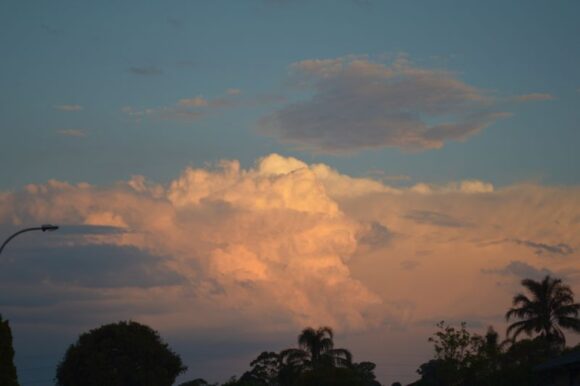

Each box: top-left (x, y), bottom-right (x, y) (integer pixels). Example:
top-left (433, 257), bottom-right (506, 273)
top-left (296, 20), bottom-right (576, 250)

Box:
top-left (226, 88), bottom-right (242, 95)
top-left (56, 129), bottom-right (87, 137)
top-left (54, 104), bottom-right (83, 112)
top-left (260, 55), bottom-right (506, 153)
top-left (178, 96), bottom-right (209, 107)
top-left (513, 93), bottom-right (555, 102)
top-left (128, 66), bottom-right (163, 76)
top-left (41, 24), bottom-right (63, 35)
top-left (167, 17), bottom-right (183, 29)
top-left (511, 238), bottom-right (574, 257)
top-left (482, 260), bottom-right (553, 280)
top-left (404, 210), bottom-right (467, 228)
top-left (123, 89), bottom-right (243, 122)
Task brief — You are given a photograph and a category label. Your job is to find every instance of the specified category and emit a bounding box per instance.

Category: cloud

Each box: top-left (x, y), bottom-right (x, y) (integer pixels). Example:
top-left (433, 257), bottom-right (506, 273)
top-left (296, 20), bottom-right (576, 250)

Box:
top-left (513, 93), bottom-right (555, 102)
top-left (358, 222), bottom-right (392, 248)
top-left (123, 89), bottom-right (243, 122)
top-left (482, 261), bottom-right (553, 280)
top-left (41, 24), bottom-right (63, 35)
top-left (167, 17), bottom-right (183, 29)
top-left (179, 96), bottom-right (209, 107)
top-left (226, 88), bottom-right (242, 95)
top-left (0, 154), bottom-right (388, 331)
top-left (409, 179), bottom-right (494, 194)
top-left (404, 210), bottom-right (467, 228)
top-left (54, 104), bottom-right (83, 112)
top-left (365, 170), bottom-right (411, 183)
top-left (129, 66), bottom-right (163, 76)
top-left (0, 244), bottom-right (183, 290)
top-left (56, 224), bottom-right (127, 235)
top-left (260, 56), bottom-right (505, 153)
top-left (56, 129), bottom-right (87, 137)
top-left (511, 239), bottom-right (574, 257)
top-left (3, 154), bottom-right (580, 384)
top-left (400, 260), bottom-right (420, 271)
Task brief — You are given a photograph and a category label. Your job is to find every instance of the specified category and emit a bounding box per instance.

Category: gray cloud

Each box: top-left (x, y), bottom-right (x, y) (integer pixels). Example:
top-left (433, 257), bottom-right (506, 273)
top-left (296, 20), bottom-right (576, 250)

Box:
top-left (0, 244), bottom-right (183, 290)
top-left (167, 17), bottom-right (183, 29)
top-left (513, 93), bottom-right (555, 102)
top-left (404, 210), bottom-right (466, 228)
top-left (261, 56), bottom-right (505, 153)
top-left (400, 260), bottom-right (420, 271)
top-left (41, 24), bottom-right (63, 35)
top-left (55, 224), bottom-right (127, 235)
top-left (358, 221), bottom-right (392, 247)
top-left (481, 260), bottom-right (553, 280)
top-left (129, 66), bottom-right (163, 76)
top-left (54, 104), bottom-right (83, 112)
top-left (512, 239), bottom-right (574, 257)
top-left (56, 129), bottom-right (87, 137)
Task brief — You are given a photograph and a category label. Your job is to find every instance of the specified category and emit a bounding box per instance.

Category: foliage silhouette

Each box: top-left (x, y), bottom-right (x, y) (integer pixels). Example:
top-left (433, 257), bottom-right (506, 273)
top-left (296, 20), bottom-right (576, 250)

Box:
top-left (415, 323), bottom-right (562, 386)
top-left (0, 314), bottom-right (19, 386)
top-left (230, 326), bottom-right (378, 386)
top-left (56, 320), bottom-right (186, 386)
top-left (179, 379), bottom-right (218, 386)
top-left (280, 327), bottom-right (353, 372)
top-left (506, 275), bottom-right (580, 346)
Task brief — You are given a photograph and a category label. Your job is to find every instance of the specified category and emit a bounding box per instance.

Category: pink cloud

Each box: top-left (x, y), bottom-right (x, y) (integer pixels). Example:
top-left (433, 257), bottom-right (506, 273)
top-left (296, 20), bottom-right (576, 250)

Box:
top-left (2, 155), bottom-right (580, 384)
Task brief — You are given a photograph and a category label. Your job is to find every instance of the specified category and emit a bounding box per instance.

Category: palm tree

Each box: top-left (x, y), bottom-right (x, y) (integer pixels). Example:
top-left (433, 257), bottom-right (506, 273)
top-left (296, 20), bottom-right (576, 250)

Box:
top-left (279, 326), bottom-right (352, 372)
top-left (505, 275), bottom-right (580, 345)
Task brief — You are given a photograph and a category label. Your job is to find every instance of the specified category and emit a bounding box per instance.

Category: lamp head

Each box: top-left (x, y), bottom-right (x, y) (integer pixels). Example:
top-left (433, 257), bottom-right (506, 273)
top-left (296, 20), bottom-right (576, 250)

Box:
top-left (41, 224), bottom-right (59, 232)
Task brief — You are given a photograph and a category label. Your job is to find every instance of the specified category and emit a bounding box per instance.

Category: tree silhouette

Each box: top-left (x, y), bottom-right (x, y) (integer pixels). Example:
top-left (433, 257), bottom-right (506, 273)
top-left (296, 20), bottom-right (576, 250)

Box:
top-left (0, 314), bottom-right (19, 386)
top-left (506, 275), bottom-right (580, 345)
top-left (56, 321), bottom-right (186, 386)
top-left (178, 379), bottom-right (217, 386)
top-left (241, 351), bottom-right (284, 385)
top-left (280, 326), bottom-right (352, 372)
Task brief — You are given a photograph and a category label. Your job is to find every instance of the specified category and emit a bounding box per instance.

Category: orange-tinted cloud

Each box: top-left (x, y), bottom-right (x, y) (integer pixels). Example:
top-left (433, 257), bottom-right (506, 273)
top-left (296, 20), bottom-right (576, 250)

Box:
top-left (1, 155), bottom-right (579, 342)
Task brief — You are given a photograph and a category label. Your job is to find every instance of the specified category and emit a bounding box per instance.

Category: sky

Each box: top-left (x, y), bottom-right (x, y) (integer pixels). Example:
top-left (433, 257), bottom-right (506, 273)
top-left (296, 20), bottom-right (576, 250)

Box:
top-left (0, 0), bottom-right (579, 385)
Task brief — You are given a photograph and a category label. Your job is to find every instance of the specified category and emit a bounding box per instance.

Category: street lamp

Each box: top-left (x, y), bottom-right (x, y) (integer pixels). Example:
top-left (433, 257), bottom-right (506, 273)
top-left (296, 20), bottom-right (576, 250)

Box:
top-left (0, 224), bottom-right (59, 255)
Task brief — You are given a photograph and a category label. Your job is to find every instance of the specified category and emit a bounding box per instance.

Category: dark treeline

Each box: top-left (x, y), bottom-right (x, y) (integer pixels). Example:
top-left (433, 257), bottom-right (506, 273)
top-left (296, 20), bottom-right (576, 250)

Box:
top-left (409, 275), bottom-right (580, 386)
top-left (1, 275), bottom-right (580, 385)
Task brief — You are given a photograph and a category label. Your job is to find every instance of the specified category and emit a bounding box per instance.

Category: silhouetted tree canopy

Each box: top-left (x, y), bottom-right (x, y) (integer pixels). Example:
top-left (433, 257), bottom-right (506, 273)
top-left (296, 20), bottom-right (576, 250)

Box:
top-left (227, 326), bottom-right (379, 386)
top-left (506, 275), bottom-right (580, 346)
top-left (415, 323), bottom-right (565, 385)
top-left (56, 320), bottom-right (186, 386)
top-left (294, 366), bottom-right (378, 386)
top-left (0, 314), bottom-right (19, 386)
top-left (179, 379), bottom-right (218, 386)
top-left (280, 327), bottom-right (353, 373)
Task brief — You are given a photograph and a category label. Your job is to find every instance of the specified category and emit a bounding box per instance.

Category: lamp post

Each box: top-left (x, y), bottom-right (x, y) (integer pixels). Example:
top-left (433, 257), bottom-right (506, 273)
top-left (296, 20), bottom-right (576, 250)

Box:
top-left (0, 224), bottom-right (59, 255)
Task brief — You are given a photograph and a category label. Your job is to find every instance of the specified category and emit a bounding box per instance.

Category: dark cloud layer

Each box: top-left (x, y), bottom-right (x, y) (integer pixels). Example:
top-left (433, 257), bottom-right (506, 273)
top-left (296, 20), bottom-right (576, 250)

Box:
top-left (0, 244), bottom-right (183, 290)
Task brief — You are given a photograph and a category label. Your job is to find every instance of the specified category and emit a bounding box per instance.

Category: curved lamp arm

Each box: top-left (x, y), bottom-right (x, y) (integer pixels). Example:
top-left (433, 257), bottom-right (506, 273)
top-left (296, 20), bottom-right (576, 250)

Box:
top-left (0, 225), bottom-right (59, 255)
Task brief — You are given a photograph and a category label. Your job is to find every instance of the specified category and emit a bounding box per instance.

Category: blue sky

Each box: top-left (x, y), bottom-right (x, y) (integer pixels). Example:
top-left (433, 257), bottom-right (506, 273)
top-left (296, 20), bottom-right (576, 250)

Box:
top-left (1, 1), bottom-right (580, 385)
top-left (1, 0), bottom-right (579, 189)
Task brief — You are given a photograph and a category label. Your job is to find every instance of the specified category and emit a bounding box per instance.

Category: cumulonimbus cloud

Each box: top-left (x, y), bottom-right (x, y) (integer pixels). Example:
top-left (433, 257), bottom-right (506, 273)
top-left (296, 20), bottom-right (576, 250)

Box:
top-left (260, 56), bottom-right (507, 153)
top-left (1, 154), bottom-right (579, 338)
